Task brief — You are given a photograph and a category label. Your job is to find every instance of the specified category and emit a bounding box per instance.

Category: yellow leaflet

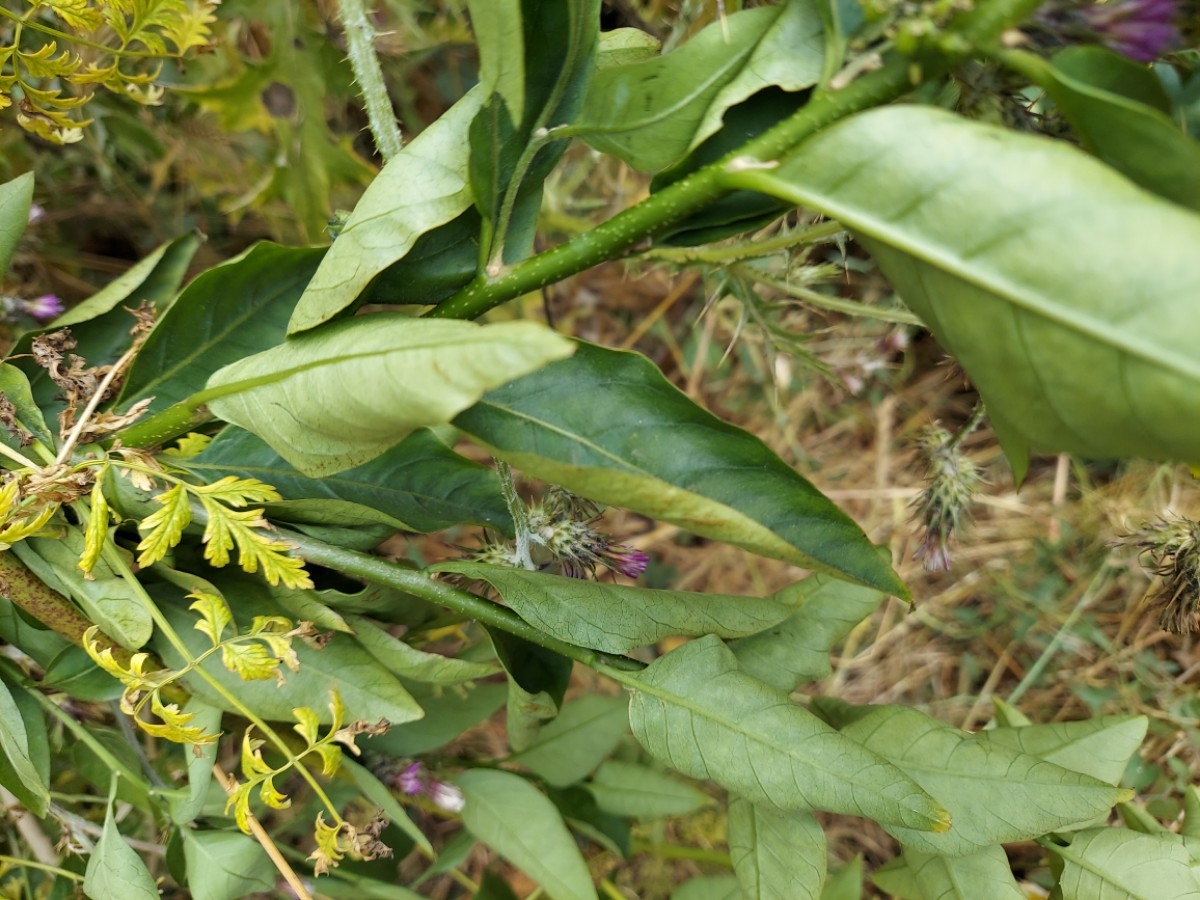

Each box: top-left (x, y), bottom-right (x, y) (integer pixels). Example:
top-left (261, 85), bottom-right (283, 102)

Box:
top-left (193, 476), bottom-right (281, 507)
top-left (163, 432), bottom-right (211, 459)
top-left (188, 590), bottom-right (232, 646)
top-left (136, 484), bottom-right (191, 568)
top-left (79, 477), bottom-right (110, 575)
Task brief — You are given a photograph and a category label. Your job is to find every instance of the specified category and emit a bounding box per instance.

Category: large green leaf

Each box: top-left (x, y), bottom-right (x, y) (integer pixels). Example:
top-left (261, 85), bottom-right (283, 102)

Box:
top-left (731, 570), bottom-right (885, 691)
top-left (121, 243), bottom-right (324, 411)
top-left (0, 672), bottom-right (49, 817)
top-left (1024, 46), bottom-right (1200, 213)
top-left (491, 629), bottom-right (572, 752)
top-left (84, 797), bottom-right (160, 900)
top-left (511, 695), bottom-right (629, 787)
top-left (1046, 828), bottom-right (1200, 899)
top-left (0, 173), bottom-right (32, 280)
top-left (0, 363), bottom-right (54, 456)
top-left (728, 798), bottom-right (826, 900)
top-left (873, 846), bottom-right (1024, 900)
top-left (188, 426), bottom-right (511, 534)
top-left (626, 636), bottom-right (948, 831)
top-left (347, 614), bottom-right (501, 685)
top-left (205, 314), bottom-right (574, 477)
top-left (457, 769), bottom-right (599, 900)
top-left (288, 88), bottom-right (484, 333)
top-left (586, 760), bottom-right (709, 818)
top-left (978, 716), bottom-right (1148, 786)
top-left (370, 681), bottom-right (506, 756)
top-left (570, 2), bottom-right (820, 171)
top-left (833, 705), bottom-right (1130, 855)
top-left (731, 105), bottom-right (1200, 478)
top-left (454, 341), bottom-right (904, 594)
top-left (437, 561), bottom-right (804, 654)
top-left (468, 0), bottom-right (527, 124)
top-left (182, 830), bottom-right (275, 900)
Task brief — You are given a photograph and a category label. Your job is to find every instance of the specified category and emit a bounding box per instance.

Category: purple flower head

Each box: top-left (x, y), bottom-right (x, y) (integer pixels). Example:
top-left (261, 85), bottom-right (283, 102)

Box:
top-left (23, 294), bottom-right (63, 321)
top-left (396, 762), bottom-right (423, 795)
top-left (602, 542), bottom-right (650, 579)
top-left (391, 761), bottom-right (465, 812)
top-left (1086, 0), bottom-right (1180, 61)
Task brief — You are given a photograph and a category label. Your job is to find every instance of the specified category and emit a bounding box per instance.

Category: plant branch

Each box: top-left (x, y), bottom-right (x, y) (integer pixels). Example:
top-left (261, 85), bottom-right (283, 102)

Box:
top-left (338, 0), bottom-right (404, 162)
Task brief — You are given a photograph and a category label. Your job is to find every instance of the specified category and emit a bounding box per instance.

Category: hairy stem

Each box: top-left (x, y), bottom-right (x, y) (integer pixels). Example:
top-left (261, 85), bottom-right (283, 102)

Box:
top-left (338, 0), bottom-right (404, 162)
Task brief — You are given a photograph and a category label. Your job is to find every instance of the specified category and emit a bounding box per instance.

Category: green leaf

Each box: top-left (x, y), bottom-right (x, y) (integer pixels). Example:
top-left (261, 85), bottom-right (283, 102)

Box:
top-left (457, 769), bottom-right (598, 900)
top-left (728, 798), bottom-right (826, 900)
top-left (206, 315), bottom-right (574, 477)
top-left (869, 857), bottom-right (922, 900)
top-left (511, 695), bottom-right (628, 787)
top-left (478, 869), bottom-right (522, 900)
top-left (491, 629), bottom-right (572, 752)
top-left (586, 760), bottom-right (709, 818)
top-left (14, 233), bottom-right (200, 411)
top-left (897, 846), bottom-right (1024, 900)
top-left (1046, 828), bottom-right (1200, 899)
top-left (731, 570), bottom-right (885, 690)
top-left (0, 672), bottom-right (49, 817)
top-left (168, 698), bottom-right (222, 826)
top-left (672, 876), bottom-right (742, 900)
top-left (732, 105), bottom-right (1200, 479)
top-left (188, 426), bottom-right (511, 534)
top-left (979, 716), bottom-right (1148, 786)
top-left (20, 533), bottom-right (153, 650)
top-left (84, 796), bottom-right (160, 900)
top-left (370, 681), bottom-right (507, 756)
top-left (1027, 46), bottom-right (1200, 212)
top-left (438, 561), bottom-right (804, 654)
top-left (0, 362), bottom-right (55, 454)
top-left (835, 705), bottom-right (1131, 855)
top-left (571, 3), bottom-right (820, 171)
top-left (545, 784), bottom-right (631, 857)
top-left (627, 636), bottom-right (947, 831)
top-left (153, 585), bottom-right (424, 726)
top-left (454, 341), bottom-right (904, 595)
top-left (288, 88), bottom-right (485, 334)
top-left (821, 856), bottom-right (864, 900)
top-left (347, 614), bottom-right (501, 685)
top-left (182, 829), bottom-right (275, 900)
top-left (120, 244), bottom-right (325, 412)
top-left (40, 645), bottom-right (124, 702)
top-left (340, 757), bottom-right (433, 854)
top-left (0, 172), bottom-right (33, 280)
top-left (1184, 786), bottom-right (1200, 839)
top-left (468, 0), bottom-right (527, 124)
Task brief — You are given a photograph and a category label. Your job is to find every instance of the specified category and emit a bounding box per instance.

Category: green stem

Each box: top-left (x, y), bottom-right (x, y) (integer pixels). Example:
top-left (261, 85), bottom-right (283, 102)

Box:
top-left (426, 0), bottom-right (1046, 322)
top-left (338, 0), bottom-right (404, 162)
top-left (281, 529), bottom-right (645, 672)
top-left (744, 269), bottom-right (922, 326)
top-left (495, 461), bottom-right (535, 569)
top-left (640, 221), bottom-right (846, 266)
top-left (0, 857), bottom-right (83, 882)
top-left (629, 841), bottom-right (733, 866)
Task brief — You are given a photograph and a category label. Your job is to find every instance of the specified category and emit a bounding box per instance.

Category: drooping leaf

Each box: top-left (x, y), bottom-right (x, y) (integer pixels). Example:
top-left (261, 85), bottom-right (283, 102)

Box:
top-left (728, 798), bottom-right (826, 900)
top-left (182, 829), bottom-right (275, 900)
top-left (834, 705), bottom-right (1130, 855)
top-left (84, 796), bottom-right (160, 900)
top-left (454, 341), bottom-right (904, 594)
top-left (731, 569), bottom-right (885, 691)
top-left (1046, 828), bottom-right (1200, 899)
top-left (1023, 46), bottom-right (1200, 212)
top-left (671, 876), bottom-right (742, 900)
top-left (120, 243), bottom-right (325, 412)
top-left (0, 672), bottom-right (49, 817)
top-left (586, 760), bottom-right (710, 818)
top-left (0, 172), bottom-right (33, 279)
top-left (511, 695), bottom-right (628, 787)
top-left (730, 105), bottom-right (1200, 479)
top-left (0, 363), bottom-right (54, 455)
top-left (627, 636), bottom-right (947, 831)
top-left (153, 586), bottom-right (423, 726)
top-left (457, 769), bottom-right (598, 900)
top-left (169, 698), bottom-right (223, 826)
top-left (978, 715), bottom-right (1148, 786)
top-left (348, 614), bottom-right (501, 685)
top-left (288, 88), bottom-right (484, 333)
top-left (491, 629), bottom-right (572, 752)
top-left (206, 315), bottom-right (574, 477)
top-left (438, 560), bottom-right (804, 654)
top-left (570, 2), bottom-right (820, 171)
top-left (187, 426), bottom-right (511, 534)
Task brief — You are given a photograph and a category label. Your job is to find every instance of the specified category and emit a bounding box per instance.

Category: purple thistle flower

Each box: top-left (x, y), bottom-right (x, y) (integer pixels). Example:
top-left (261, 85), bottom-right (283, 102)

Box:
top-left (23, 294), bottom-right (63, 321)
top-left (602, 542), bottom-right (650, 579)
top-left (1086, 0), bottom-right (1180, 61)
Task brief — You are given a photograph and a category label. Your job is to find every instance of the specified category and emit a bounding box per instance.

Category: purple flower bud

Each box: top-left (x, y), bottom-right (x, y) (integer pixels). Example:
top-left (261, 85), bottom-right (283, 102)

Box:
top-left (1086, 0), bottom-right (1180, 61)
top-left (396, 762), bottom-right (424, 795)
top-left (23, 294), bottom-right (63, 321)
top-left (602, 543), bottom-right (650, 579)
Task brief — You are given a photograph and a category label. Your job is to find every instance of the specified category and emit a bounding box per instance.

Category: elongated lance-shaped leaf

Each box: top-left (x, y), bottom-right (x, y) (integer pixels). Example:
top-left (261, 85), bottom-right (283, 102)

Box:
top-left (0, 173), bottom-right (32, 280)
top-left (454, 341), bottom-right (904, 595)
top-left (85, 793), bottom-right (160, 900)
top-left (204, 314), bottom-right (574, 477)
top-left (626, 636), bottom-right (948, 832)
top-left (729, 105), bottom-right (1200, 479)
top-left (728, 798), bottom-right (826, 900)
top-left (977, 715), bottom-right (1147, 786)
top-left (288, 88), bottom-right (484, 334)
top-left (1046, 828), bottom-right (1200, 899)
top-left (511, 695), bottom-right (628, 787)
top-left (586, 760), bottom-right (710, 818)
top-left (436, 560), bottom-right (804, 654)
top-left (0, 672), bottom-right (49, 817)
top-left (873, 846), bottom-right (1025, 900)
top-left (835, 705), bottom-right (1130, 855)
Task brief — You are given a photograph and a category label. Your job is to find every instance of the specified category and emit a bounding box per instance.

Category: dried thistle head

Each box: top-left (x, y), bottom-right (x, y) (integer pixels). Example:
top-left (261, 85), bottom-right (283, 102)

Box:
top-left (1115, 514), bottom-right (1200, 634)
top-left (911, 423), bottom-right (982, 572)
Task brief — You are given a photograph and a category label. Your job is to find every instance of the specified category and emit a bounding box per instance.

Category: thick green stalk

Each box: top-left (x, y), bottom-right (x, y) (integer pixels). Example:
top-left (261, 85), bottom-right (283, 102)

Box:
top-left (427, 0), bottom-right (1046, 322)
top-left (282, 529), bottom-right (645, 672)
top-left (338, 0), bottom-right (404, 162)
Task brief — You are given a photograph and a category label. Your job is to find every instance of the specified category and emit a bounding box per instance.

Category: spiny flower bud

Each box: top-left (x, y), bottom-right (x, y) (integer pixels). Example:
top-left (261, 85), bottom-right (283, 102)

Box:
top-left (911, 423), bottom-right (981, 572)
top-left (1115, 514), bottom-right (1200, 634)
